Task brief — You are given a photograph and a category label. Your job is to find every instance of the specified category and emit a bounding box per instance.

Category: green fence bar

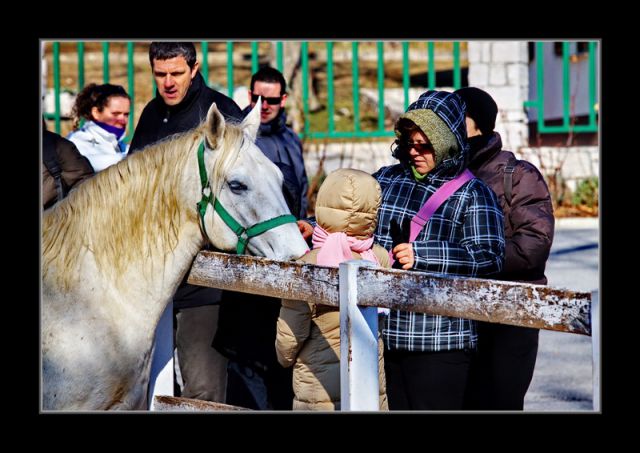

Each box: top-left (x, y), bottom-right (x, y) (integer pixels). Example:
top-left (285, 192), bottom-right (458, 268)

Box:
top-left (402, 42), bottom-right (409, 111)
top-left (276, 41), bottom-right (284, 73)
top-left (377, 42), bottom-right (385, 132)
top-left (427, 42), bottom-right (435, 89)
top-left (102, 42), bottom-right (109, 83)
top-left (453, 41), bottom-right (461, 89)
top-left (562, 41), bottom-right (570, 127)
top-left (77, 42), bottom-right (85, 93)
top-left (301, 42), bottom-right (310, 137)
top-left (126, 41), bottom-right (135, 143)
top-left (305, 130), bottom-right (395, 139)
top-left (536, 42), bottom-right (547, 133)
top-left (251, 41), bottom-right (259, 74)
top-left (327, 42), bottom-right (335, 134)
top-left (523, 41), bottom-right (598, 134)
top-left (201, 41), bottom-right (209, 86)
top-left (151, 42), bottom-right (157, 96)
top-left (227, 42), bottom-right (234, 97)
top-left (352, 42), bottom-right (360, 133)
top-left (53, 42), bottom-right (61, 134)
top-left (76, 42), bottom-right (86, 129)
top-left (522, 42), bottom-right (546, 133)
top-left (588, 41), bottom-right (597, 128)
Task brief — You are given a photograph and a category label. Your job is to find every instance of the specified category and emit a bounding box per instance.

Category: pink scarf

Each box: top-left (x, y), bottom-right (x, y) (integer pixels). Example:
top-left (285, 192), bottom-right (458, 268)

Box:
top-left (312, 225), bottom-right (380, 267)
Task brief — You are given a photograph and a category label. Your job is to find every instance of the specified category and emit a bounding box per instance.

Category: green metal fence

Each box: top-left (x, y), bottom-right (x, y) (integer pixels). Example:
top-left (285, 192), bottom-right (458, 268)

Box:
top-left (42, 40), bottom-right (598, 142)
top-left (42, 41), bottom-right (466, 141)
top-left (524, 41), bottom-right (598, 134)
top-left (45, 41), bottom-right (138, 140)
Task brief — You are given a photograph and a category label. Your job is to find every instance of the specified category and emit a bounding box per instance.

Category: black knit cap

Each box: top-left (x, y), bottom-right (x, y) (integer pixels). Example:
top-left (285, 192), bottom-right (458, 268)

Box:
top-left (454, 87), bottom-right (498, 136)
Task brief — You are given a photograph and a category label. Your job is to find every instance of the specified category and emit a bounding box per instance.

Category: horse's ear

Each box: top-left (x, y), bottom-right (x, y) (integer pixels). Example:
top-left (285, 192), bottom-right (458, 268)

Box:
top-left (204, 102), bottom-right (225, 150)
top-left (241, 98), bottom-right (261, 142)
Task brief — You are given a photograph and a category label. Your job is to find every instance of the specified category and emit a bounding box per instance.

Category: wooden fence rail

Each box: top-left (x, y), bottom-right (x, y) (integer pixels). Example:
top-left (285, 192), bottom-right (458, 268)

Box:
top-left (187, 251), bottom-right (592, 335)
top-left (150, 250), bottom-right (596, 411)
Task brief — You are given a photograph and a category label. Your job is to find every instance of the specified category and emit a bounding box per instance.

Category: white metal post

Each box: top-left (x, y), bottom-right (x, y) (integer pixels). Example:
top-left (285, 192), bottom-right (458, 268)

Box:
top-left (591, 290), bottom-right (600, 412)
top-left (339, 260), bottom-right (379, 411)
top-left (148, 301), bottom-right (174, 410)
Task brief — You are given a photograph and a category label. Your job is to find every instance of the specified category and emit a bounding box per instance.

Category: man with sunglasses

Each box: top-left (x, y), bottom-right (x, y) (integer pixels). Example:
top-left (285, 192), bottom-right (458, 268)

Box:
top-left (129, 42), bottom-right (243, 407)
top-left (245, 66), bottom-right (308, 219)
top-left (213, 66), bottom-right (309, 410)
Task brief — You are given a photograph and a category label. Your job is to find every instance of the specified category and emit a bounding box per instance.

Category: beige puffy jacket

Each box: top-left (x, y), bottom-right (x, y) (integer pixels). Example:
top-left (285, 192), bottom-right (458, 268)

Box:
top-left (275, 169), bottom-right (389, 411)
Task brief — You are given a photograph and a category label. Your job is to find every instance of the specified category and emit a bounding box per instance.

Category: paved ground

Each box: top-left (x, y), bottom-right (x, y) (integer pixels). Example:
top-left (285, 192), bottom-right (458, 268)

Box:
top-left (524, 217), bottom-right (599, 412)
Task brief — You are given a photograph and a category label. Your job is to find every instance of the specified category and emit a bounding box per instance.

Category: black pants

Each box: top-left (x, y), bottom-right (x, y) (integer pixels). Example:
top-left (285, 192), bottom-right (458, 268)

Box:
top-left (463, 322), bottom-right (539, 410)
top-left (384, 348), bottom-right (473, 410)
top-left (225, 360), bottom-right (293, 410)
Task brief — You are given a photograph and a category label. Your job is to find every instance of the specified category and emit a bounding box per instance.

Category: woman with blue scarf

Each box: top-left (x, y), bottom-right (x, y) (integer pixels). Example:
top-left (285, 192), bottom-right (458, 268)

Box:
top-left (68, 83), bottom-right (130, 172)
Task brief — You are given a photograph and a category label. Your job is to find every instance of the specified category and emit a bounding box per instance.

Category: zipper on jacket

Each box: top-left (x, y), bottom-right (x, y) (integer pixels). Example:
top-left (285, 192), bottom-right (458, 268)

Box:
top-left (163, 110), bottom-right (170, 123)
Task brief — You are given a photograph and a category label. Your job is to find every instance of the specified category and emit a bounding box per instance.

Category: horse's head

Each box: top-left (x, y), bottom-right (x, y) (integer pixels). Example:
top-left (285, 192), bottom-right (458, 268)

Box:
top-left (198, 101), bottom-right (309, 261)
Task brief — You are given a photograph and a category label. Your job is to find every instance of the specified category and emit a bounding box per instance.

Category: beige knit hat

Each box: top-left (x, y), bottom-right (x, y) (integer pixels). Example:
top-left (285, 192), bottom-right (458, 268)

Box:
top-left (395, 109), bottom-right (459, 167)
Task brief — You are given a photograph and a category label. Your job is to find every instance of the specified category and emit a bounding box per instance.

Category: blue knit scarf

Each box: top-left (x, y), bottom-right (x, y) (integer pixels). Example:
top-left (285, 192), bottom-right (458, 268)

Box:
top-left (95, 120), bottom-right (126, 140)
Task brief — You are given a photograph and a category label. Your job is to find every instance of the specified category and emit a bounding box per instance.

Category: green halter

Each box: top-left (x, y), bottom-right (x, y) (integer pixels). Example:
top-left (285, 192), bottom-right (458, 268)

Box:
top-left (195, 141), bottom-right (297, 255)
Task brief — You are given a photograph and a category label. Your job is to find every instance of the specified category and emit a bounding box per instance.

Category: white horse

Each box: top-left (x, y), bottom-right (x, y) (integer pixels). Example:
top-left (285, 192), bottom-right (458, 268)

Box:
top-left (41, 102), bottom-right (309, 410)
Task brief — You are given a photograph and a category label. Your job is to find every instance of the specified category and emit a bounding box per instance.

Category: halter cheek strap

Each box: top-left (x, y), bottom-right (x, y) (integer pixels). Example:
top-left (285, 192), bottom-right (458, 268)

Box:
top-left (195, 141), bottom-right (297, 255)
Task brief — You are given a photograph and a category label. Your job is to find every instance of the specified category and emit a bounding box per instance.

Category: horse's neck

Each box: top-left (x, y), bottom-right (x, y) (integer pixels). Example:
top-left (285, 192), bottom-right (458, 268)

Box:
top-left (129, 151), bottom-right (205, 306)
top-left (92, 148), bottom-right (206, 322)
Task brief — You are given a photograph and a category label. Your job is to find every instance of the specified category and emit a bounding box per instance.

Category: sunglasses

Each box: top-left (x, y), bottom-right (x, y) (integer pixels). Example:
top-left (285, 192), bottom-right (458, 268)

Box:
top-left (251, 93), bottom-right (282, 105)
top-left (395, 140), bottom-right (435, 153)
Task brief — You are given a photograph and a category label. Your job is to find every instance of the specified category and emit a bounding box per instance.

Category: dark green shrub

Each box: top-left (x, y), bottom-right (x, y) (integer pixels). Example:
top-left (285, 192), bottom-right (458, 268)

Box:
top-left (571, 177), bottom-right (598, 208)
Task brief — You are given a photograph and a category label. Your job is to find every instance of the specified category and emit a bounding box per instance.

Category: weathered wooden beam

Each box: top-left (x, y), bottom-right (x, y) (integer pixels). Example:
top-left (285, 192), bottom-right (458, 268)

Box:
top-left (187, 251), bottom-right (591, 335)
top-left (153, 396), bottom-right (250, 411)
top-left (188, 250), bottom-right (340, 303)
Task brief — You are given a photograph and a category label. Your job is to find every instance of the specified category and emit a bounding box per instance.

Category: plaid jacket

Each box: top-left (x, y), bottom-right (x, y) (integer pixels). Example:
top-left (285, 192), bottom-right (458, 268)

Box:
top-left (376, 91), bottom-right (505, 352)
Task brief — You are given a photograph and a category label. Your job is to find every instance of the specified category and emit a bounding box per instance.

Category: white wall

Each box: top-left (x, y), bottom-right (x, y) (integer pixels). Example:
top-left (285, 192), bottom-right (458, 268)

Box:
top-left (467, 41), bottom-right (529, 152)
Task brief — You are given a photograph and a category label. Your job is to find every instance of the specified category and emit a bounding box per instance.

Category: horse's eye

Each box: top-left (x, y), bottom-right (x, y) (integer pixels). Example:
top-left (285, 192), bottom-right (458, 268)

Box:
top-left (228, 180), bottom-right (248, 194)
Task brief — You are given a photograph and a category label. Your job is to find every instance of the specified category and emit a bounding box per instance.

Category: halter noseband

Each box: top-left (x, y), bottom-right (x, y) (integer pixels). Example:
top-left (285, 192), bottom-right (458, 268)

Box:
top-left (195, 141), bottom-right (297, 255)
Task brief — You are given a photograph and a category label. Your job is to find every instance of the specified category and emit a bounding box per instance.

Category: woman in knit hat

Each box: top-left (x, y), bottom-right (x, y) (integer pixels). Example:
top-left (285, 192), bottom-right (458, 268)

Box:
top-left (373, 90), bottom-right (505, 410)
top-left (275, 168), bottom-right (389, 411)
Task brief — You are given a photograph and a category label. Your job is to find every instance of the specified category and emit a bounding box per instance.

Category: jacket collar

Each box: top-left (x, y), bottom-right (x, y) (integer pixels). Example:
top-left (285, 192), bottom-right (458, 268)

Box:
top-left (82, 120), bottom-right (120, 144)
top-left (241, 105), bottom-right (288, 136)
top-left (468, 131), bottom-right (503, 168)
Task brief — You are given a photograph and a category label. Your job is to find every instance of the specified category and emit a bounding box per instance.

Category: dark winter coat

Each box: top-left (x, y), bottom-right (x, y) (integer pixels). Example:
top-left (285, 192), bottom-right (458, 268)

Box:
top-left (42, 130), bottom-right (94, 210)
top-left (467, 132), bottom-right (554, 284)
top-left (129, 72), bottom-right (242, 152)
top-left (463, 132), bottom-right (554, 411)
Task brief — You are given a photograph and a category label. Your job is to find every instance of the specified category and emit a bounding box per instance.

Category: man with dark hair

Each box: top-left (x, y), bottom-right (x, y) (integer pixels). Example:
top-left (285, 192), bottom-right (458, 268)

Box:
top-left (212, 66), bottom-right (308, 409)
top-left (129, 42), bottom-right (243, 404)
top-left (129, 42), bottom-right (241, 151)
top-left (455, 86), bottom-right (555, 410)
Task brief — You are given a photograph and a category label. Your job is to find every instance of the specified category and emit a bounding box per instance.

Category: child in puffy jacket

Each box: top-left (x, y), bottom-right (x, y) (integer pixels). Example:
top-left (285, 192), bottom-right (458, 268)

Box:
top-left (275, 168), bottom-right (389, 411)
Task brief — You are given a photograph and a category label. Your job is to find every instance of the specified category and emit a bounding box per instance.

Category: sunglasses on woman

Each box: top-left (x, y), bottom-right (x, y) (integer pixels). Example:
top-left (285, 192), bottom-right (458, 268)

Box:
top-left (393, 140), bottom-right (435, 153)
